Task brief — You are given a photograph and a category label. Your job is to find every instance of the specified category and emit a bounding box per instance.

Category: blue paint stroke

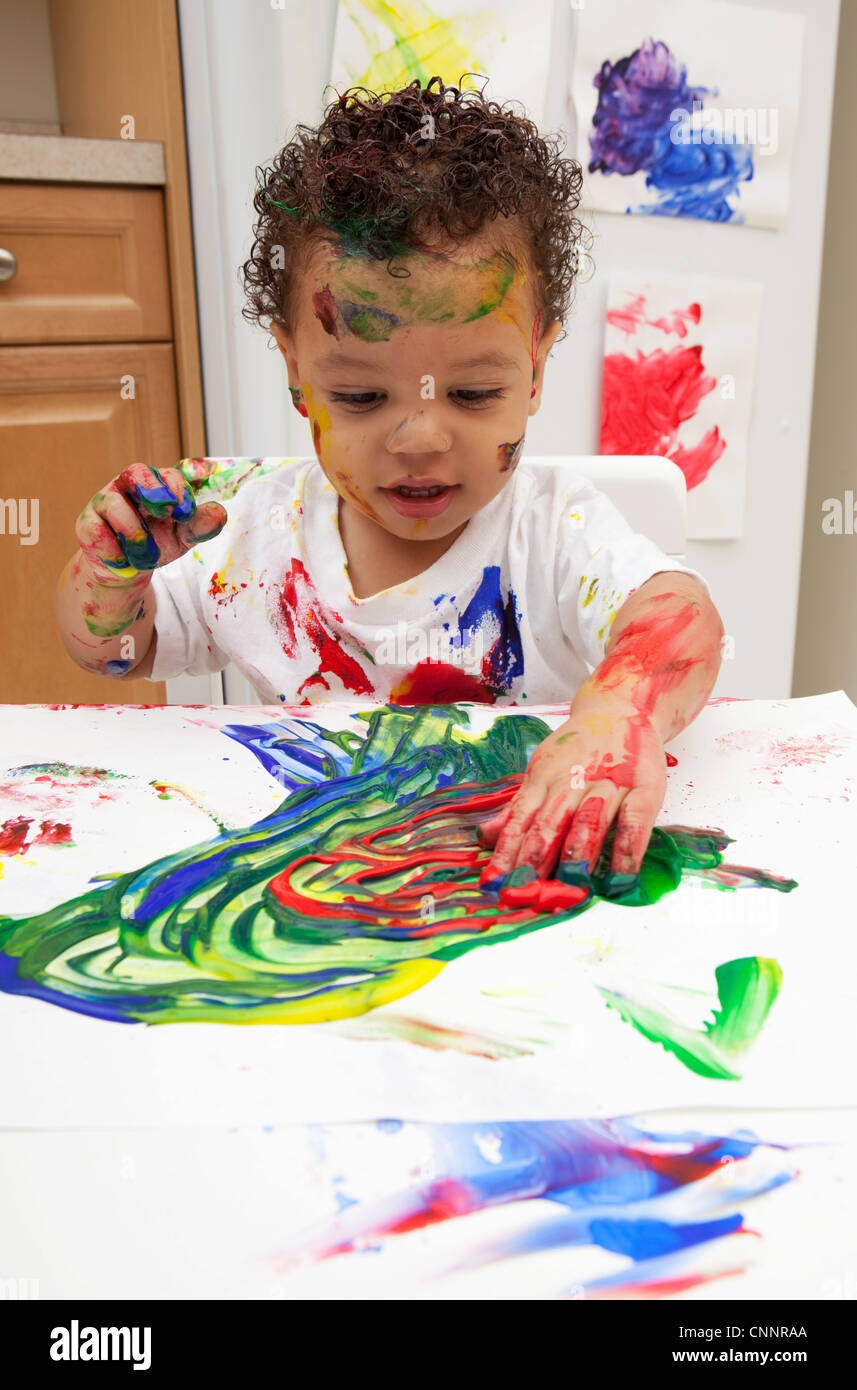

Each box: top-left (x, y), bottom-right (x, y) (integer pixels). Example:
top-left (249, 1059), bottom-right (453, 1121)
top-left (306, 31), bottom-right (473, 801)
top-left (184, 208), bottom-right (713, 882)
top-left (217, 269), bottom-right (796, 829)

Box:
top-left (280, 1117), bottom-right (796, 1296)
top-left (589, 36), bottom-right (754, 222)
top-left (456, 566), bottom-right (525, 694)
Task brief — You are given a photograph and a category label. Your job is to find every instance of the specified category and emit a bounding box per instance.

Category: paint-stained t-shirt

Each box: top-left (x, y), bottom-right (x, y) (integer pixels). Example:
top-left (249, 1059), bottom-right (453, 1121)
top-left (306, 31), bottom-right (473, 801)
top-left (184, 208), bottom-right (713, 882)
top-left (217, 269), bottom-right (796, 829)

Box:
top-left (145, 455), bottom-right (713, 706)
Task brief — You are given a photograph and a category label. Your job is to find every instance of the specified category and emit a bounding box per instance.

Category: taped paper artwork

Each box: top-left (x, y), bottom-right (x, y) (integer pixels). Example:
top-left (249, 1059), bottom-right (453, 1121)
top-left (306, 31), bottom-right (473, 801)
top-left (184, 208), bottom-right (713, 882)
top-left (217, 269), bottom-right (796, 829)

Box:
top-left (600, 272), bottom-right (763, 539)
top-left (571, 0), bottom-right (804, 229)
top-left (329, 0), bottom-right (555, 126)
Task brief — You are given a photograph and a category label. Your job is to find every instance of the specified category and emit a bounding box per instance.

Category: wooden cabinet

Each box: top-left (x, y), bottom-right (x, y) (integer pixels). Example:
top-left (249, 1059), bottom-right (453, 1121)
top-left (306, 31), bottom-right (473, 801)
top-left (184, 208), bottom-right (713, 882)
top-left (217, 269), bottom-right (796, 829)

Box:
top-left (0, 181), bottom-right (173, 703)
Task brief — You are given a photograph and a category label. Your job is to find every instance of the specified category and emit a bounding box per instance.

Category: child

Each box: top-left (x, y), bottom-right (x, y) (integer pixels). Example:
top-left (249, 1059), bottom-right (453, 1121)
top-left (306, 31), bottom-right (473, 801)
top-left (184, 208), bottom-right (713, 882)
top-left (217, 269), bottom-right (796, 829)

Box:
top-left (55, 78), bottom-right (724, 888)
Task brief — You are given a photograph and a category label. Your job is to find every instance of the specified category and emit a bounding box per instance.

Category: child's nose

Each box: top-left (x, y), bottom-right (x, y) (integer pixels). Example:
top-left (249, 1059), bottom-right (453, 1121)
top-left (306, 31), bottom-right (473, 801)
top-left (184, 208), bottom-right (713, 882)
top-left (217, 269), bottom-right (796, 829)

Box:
top-left (385, 409), bottom-right (452, 454)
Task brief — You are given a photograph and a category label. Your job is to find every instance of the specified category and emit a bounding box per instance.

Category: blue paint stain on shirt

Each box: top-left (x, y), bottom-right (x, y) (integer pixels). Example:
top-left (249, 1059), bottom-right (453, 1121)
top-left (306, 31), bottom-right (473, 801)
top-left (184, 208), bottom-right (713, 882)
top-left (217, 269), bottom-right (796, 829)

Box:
top-left (458, 566), bottom-right (525, 691)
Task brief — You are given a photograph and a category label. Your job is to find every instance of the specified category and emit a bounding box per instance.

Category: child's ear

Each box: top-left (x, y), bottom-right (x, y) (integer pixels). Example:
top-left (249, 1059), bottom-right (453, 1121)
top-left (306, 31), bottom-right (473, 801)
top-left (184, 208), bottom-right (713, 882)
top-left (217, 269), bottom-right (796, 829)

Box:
top-left (269, 321), bottom-right (300, 391)
top-left (528, 317), bottom-right (562, 415)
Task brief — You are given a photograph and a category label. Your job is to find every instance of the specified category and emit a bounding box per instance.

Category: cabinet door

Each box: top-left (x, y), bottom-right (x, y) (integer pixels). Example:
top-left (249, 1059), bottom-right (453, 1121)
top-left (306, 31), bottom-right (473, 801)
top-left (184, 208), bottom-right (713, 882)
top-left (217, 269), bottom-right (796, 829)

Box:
top-left (0, 341), bottom-right (179, 703)
top-left (0, 183), bottom-right (172, 345)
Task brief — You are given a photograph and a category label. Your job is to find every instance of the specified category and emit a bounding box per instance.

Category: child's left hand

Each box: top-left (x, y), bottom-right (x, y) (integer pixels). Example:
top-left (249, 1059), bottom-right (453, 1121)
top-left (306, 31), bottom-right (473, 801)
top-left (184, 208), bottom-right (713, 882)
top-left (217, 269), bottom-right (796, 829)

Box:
top-left (477, 695), bottom-right (669, 883)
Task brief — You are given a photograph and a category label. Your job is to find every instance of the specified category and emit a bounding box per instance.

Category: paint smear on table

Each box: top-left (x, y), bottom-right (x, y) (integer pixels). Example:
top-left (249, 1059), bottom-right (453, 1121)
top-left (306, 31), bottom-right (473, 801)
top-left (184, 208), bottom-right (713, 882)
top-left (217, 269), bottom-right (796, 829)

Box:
top-left (267, 1114), bottom-right (797, 1298)
top-left (0, 706), bottom-right (794, 1079)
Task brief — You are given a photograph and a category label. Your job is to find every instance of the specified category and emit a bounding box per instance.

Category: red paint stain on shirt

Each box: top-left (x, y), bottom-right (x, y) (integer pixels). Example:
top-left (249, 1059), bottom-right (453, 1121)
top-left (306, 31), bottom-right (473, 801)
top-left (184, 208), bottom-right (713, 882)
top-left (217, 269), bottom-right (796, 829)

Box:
top-left (276, 558), bottom-right (375, 700)
top-left (389, 660), bottom-right (500, 706)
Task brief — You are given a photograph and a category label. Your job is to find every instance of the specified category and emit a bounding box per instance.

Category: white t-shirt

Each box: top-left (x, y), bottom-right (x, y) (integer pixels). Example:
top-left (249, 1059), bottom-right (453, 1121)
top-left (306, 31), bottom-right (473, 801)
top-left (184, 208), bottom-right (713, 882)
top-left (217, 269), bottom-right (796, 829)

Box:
top-left (146, 455), bottom-right (713, 706)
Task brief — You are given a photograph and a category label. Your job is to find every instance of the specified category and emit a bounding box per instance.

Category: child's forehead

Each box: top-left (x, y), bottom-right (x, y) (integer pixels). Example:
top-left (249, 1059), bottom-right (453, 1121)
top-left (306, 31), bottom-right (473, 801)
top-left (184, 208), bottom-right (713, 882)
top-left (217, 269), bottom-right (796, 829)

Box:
top-left (295, 229), bottom-right (538, 341)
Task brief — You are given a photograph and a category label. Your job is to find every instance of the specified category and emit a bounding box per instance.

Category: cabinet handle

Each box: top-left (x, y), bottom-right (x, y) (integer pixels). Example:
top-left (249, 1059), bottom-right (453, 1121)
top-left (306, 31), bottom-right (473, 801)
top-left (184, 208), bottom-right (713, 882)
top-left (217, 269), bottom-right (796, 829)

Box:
top-left (0, 248), bottom-right (18, 281)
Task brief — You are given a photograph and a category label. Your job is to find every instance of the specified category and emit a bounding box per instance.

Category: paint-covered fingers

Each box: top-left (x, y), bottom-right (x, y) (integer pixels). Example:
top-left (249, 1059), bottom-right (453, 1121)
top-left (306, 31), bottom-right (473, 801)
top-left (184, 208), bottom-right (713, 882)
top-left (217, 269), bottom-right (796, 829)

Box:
top-left (76, 465), bottom-right (226, 583)
top-left (476, 806), bottom-right (510, 847)
top-left (76, 477), bottom-right (161, 584)
top-left (153, 466), bottom-right (228, 552)
top-left (557, 786), bottom-right (623, 881)
top-left (477, 788), bottom-right (545, 882)
top-left (506, 785), bottom-right (588, 877)
top-left (608, 790), bottom-right (662, 876)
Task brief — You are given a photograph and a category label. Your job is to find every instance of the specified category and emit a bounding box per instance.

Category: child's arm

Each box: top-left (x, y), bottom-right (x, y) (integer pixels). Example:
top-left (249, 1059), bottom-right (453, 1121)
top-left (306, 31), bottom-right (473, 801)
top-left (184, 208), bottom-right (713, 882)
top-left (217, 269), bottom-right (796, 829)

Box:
top-left (54, 463), bottom-right (226, 680)
top-left (569, 570), bottom-right (724, 743)
top-left (478, 572), bottom-right (724, 882)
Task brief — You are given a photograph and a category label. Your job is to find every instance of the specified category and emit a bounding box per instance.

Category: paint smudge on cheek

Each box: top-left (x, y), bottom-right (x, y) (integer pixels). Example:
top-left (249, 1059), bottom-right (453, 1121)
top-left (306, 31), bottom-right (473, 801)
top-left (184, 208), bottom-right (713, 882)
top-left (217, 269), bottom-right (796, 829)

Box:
top-left (498, 437), bottom-right (525, 473)
top-left (334, 470), bottom-right (383, 525)
top-left (302, 384), bottom-right (332, 466)
top-left (289, 387), bottom-right (309, 418)
top-left (312, 286), bottom-right (340, 338)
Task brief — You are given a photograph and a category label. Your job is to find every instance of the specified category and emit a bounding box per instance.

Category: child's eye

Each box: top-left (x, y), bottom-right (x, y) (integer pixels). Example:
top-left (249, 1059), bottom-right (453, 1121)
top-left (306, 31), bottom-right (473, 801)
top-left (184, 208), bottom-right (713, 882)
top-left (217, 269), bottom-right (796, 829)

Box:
top-left (330, 392), bottom-right (385, 410)
top-left (451, 388), bottom-right (507, 409)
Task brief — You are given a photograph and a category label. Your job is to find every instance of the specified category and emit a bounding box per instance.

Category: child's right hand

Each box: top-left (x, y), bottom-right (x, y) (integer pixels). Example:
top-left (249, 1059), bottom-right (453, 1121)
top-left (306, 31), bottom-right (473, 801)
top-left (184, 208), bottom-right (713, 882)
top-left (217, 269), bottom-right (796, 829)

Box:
top-left (75, 462), bottom-right (228, 585)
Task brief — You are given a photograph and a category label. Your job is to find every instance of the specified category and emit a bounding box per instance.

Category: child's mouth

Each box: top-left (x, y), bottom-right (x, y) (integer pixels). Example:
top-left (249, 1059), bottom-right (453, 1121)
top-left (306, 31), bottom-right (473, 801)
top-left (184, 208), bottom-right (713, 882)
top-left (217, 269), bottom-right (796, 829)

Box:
top-left (383, 483), bottom-right (459, 517)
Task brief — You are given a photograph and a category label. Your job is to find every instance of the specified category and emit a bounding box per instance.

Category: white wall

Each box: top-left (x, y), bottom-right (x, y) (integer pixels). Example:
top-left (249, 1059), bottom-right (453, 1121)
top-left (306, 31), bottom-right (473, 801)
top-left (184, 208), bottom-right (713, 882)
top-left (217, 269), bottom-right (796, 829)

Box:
top-left (178, 0), bottom-right (840, 700)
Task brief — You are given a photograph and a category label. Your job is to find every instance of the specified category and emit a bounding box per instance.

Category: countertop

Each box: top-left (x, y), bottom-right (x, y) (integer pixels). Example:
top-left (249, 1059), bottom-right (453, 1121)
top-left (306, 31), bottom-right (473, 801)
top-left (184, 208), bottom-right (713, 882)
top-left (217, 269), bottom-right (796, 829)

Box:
top-left (0, 132), bottom-right (165, 185)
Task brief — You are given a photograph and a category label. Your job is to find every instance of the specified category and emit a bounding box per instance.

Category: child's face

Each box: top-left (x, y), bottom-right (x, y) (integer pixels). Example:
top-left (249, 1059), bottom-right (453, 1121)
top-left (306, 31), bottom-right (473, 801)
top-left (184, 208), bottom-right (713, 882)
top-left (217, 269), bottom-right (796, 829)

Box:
top-left (272, 232), bottom-right (560, 540)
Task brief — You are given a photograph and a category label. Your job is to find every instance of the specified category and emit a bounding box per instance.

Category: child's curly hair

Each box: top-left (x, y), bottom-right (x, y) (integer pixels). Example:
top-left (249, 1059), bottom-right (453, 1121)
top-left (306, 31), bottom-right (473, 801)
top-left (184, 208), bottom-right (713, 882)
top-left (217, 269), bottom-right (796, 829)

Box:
top-left (241, 76), bottom-right (590, 338)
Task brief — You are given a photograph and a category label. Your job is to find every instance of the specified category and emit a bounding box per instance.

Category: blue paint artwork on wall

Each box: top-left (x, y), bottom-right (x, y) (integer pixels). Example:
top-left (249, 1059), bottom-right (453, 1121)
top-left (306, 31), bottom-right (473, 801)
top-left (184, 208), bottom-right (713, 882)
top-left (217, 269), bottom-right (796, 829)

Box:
top-left (588, 36), bottom-right (754, 222)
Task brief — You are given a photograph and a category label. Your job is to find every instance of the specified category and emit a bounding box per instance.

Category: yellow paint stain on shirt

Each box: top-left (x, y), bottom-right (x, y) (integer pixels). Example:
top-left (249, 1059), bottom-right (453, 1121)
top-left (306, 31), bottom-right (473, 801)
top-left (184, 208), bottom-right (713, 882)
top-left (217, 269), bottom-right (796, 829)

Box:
top-left (581, 576), bottom-right (599, 607)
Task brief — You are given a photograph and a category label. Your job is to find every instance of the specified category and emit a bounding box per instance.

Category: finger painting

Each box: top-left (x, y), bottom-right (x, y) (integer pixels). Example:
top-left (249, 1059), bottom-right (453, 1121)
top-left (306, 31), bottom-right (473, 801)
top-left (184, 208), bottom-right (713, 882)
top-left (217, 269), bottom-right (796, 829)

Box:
top-left (571, 0), bottom-right (804, 229)
top-left (263, 1114), bottom-right (804, 1300)
top-left (600, 272), bottom-right (763, 539)
top-left (0, 692), bottom-right (854, 1131)
top-left (5, 1109), bottom-right (852, 1300)
top-left (330, 0), bottom-right (555, 126)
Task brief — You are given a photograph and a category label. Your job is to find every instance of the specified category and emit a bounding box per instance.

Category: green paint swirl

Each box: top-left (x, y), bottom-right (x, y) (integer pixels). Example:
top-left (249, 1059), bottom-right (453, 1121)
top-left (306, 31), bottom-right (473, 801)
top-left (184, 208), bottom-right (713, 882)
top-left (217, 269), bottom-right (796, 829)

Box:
top-left (0, 706), bottom-right (794, 1079)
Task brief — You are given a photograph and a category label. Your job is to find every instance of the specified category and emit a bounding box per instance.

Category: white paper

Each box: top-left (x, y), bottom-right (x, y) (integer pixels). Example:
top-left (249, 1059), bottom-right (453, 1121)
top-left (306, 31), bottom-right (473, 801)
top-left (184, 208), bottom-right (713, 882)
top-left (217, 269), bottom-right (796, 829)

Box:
top-left (329, 0), bottom-right (556, 126)
top-left (1, 693), bottom-right (855, 1130)
top-left (0, 1109), bottom-right (853, 1299)
top-left (571, 0), bottom-right (804, 229)
top-left (602, 272), bottom-right (763, 539)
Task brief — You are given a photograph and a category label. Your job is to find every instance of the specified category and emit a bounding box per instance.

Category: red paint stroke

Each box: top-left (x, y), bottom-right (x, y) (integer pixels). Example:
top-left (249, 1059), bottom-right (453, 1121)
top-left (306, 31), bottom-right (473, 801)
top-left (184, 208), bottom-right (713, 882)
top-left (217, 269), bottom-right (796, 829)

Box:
top-left (666, 751), bottom-right (678, 766)
top-left (607, 294), bottom-right (702, 340)
top-left (312, 285), bottom-right (339, 338)
top-left (0, 816), bottom-right (74, 855)
top-left (583, 593), bottom-right (704, 792)
top-left (600, 344), bottom-right (725, 490)
top-left (32, 820), bottom-right (74, 847)
top-left (587, 1266), bottom-right (745, 1300)
top-left (0, 816), bottom-right (33, 855)
top-left (267, 780), bottom-right (586, 939)
top-left (275, 558), bottom-right (375, 701)
top-left (208, 572), bottom-right (247, 605)
top-left (649, 302), bottom-right (702, 337)
top-left (389, 661), bottom-right (500, 706)
top-left (671, 429), bottom-right (727, 489)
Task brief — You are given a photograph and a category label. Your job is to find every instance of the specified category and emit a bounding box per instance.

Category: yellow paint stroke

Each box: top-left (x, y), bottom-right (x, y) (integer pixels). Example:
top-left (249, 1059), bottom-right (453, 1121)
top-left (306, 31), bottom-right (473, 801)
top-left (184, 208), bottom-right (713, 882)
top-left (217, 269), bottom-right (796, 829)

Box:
top-left (342, 0), bottom-right (495, 94)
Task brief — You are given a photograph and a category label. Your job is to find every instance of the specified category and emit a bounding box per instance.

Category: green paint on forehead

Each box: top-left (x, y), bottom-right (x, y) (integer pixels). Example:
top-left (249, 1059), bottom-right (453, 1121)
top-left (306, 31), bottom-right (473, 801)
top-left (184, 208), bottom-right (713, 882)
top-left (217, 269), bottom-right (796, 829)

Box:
top-left (312, 242), bottom-right (523, 343)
